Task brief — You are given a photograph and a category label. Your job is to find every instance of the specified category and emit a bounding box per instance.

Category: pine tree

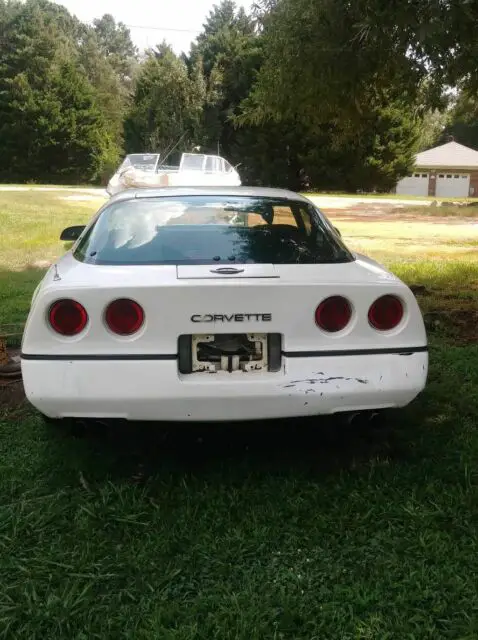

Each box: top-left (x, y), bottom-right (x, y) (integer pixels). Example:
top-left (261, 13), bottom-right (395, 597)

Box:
top-left (0, 0), bottom-right (116, 183)
top-left (124, 43), bottom-right (205, 155)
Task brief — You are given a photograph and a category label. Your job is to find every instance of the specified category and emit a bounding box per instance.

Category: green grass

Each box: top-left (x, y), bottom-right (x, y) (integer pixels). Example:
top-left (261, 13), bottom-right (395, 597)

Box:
top-left (1, 190), bottom-right (478, 638)
top-left (0, 269), bottom-right (45, 337)
top-left (0, 191), bottom-right (103, 273)
top-left (1, 375), bottom-right (478, 639)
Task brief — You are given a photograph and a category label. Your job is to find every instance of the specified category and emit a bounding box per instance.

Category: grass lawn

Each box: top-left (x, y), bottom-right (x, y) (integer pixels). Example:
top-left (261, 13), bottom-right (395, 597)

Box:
top-left (0, 192), bottom-right (104, 332)
top-left (1, 191), bottom-right (478, 638)
top-left (333, 216), bottom-right (478, 265)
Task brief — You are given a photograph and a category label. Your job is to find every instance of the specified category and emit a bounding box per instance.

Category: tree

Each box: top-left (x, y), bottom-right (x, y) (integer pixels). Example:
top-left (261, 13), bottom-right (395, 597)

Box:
top-left (0, 0), bottom-right (447, 189)
top-left (303, 98), bottom-right (420, 192)
top-left (86, 14), bottom-right (138, 163)
top-left (416, 109), bottom-right (451, 151)
top-left (439, 91), bottom-right (478, 150)
top-left (240, 0), bottom-right (478, 132)
top-left (78, 31), bottom-right (128, 156)
top-left (230, 119), bottom-right (306, 189)
top-left (190, 1), bottom-right (255, 76)
top-left (232, 94), bottom-right (420, 192)
top-left (124, 43), bottom-right (205, 155)
top-left (0, 0), bottom-right (116, 183)
top-left (93, 14), bottom-right (138, 82)
top-left (188, 1), bottom-right (262, 157)
top-left (30, 61), bottom-right (117, 182)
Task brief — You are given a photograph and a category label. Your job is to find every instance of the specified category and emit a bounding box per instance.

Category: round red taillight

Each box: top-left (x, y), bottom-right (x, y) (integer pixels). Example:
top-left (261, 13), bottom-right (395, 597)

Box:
top-left (368, 295), bottom-right (404, 331)
top-left (315, 296), bottom-right (352, 332)
top-left (105, 299), bottom-right (144, 336)
top-left (49, 299), bottom-right (88, 336)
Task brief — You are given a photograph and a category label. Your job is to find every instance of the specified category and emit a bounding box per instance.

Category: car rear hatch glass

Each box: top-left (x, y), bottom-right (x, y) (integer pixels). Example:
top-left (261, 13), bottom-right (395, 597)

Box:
top-left (73, 195), bottom-right (354, 266)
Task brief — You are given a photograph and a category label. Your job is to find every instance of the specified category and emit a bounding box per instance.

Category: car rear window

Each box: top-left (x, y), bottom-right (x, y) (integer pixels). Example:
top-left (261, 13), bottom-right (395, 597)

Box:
top-left (73, 195), bottom-right (354, 266)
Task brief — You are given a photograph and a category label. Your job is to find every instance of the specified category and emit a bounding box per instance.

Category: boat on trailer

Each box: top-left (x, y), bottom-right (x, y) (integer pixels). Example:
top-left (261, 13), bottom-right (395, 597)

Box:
top-left (106, 152), bottom-right (242, 196)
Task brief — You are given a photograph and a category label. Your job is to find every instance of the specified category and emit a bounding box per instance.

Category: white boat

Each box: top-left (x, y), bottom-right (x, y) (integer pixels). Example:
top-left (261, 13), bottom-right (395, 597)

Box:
top-left (106, 152), bottom-right (242, 196)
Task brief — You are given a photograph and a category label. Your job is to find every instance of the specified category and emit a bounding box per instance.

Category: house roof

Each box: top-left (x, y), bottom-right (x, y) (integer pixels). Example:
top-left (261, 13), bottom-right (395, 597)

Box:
top-left (415, 141), bottom-right (478, 169)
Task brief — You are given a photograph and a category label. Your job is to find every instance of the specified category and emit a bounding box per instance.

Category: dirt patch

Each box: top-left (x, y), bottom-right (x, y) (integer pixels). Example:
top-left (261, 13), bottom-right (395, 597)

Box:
top-left (326, 211), bottom-right (477, 225)
top-left (321, 201), bottom-right (478, 224)
top-left (0, 379), bottom-right (27, 416)
top-left (409, 286), bottom-right (478, 345)
top-left (421, 298), bottom-right (478, 345)
top-left (425, 310), bottom-right (478, 344)
top-left (0, 346), bottom-right (26, 416)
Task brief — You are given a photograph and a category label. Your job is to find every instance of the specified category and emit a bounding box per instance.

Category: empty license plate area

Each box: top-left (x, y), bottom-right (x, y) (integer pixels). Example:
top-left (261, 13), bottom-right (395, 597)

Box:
top-left (178, 334), bottom-right (282, 374)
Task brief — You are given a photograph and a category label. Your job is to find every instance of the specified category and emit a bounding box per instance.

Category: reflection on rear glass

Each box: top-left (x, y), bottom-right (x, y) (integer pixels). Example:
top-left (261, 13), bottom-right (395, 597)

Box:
top-left (74, 196), bottom-right (354, 266)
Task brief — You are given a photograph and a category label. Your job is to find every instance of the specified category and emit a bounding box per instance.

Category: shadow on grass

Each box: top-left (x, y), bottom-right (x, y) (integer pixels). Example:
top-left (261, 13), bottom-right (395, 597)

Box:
top-left (46, 410), bottom-right (407, 482)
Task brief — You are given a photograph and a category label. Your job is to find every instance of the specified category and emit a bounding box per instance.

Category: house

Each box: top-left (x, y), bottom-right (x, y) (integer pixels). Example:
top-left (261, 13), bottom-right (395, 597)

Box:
top-left (396, 141), bottom-right (478, 198)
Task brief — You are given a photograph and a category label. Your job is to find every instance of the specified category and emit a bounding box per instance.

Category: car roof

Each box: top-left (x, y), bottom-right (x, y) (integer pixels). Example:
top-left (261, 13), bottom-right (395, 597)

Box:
top-left (107, 186), bottom-right (311, 204)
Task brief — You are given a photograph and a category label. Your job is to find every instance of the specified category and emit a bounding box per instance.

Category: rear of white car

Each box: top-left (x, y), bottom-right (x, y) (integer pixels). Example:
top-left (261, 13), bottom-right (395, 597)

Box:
top-left (21, 188), bottom-right (428, 422)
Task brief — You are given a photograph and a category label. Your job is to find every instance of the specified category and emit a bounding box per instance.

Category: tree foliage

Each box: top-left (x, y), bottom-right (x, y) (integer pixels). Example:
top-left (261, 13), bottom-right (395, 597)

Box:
top-left (232, 98), bottom-right (420, 192)
top-left (244, 0), bottom-right (478, 130)
top-left (0, 0), bottom-right (116, 183)
top-left (0, 0), bottom-right (135, 183)
top-left (439, 92), bottom-right (478, 150)
top-left (302, 100), bottom-right (420, 192)
top-left (124, 43), bottom-right (205, 155)
top-left (232, 0), bottom-right (478, 190)
top-left (93, 14), bottom-right (138, 82)
top-left (186, 1), bottom-right (261, 159)
top-left (0, 0), bottom-right (475, 189)
top-left (415, 108), bottom-right (451, 151)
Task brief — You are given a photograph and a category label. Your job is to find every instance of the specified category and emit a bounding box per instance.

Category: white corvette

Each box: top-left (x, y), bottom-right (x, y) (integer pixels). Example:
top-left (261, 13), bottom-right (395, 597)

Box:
top-left (21, 187), bottom-right (428, 423)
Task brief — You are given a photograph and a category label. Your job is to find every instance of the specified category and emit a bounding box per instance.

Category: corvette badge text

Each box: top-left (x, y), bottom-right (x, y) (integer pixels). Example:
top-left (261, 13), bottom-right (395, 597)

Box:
top-left (191, 313), bottom-right (272, 323)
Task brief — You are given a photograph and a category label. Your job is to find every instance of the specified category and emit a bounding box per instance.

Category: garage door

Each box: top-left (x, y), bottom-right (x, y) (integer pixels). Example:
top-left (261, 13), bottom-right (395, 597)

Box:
top-left (436, 173), bottom-right (470, 198)
top-left (396, 173), bottom-right (429, 197)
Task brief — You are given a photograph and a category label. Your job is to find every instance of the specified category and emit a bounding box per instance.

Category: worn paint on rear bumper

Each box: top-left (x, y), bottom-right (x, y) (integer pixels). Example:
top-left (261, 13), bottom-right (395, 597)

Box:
top-left (22, 352), bottom-right (428, 422)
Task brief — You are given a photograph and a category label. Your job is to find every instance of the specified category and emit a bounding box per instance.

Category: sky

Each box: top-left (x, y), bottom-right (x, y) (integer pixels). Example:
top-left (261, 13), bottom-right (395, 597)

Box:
top-left (53, 0), bottom-right (254, 54)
